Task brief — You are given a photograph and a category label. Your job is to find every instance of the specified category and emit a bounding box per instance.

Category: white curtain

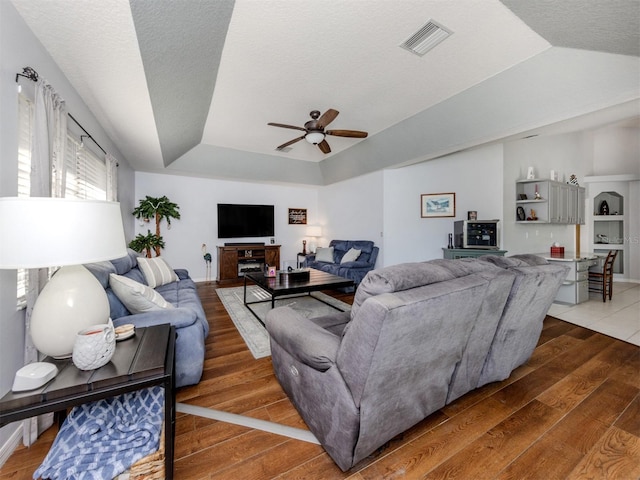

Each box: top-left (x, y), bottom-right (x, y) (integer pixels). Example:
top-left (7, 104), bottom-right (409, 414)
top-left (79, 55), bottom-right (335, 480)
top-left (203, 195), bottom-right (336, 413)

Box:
top-left (106, 153), bottom-right (118, 201)
top-left (23, 80), bottom-right (67, 446)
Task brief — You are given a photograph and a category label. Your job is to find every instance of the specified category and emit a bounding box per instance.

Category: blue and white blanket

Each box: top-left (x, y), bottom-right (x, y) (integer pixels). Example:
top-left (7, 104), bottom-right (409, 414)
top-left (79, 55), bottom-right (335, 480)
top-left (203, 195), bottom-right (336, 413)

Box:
top-left (34, 386), bottom-right (164, 480)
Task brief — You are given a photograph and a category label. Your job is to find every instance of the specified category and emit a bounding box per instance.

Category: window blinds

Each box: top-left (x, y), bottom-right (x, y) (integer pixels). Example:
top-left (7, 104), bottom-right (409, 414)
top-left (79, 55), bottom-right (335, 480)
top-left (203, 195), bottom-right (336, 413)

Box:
top-left (64, 136), bottom-right (107, 200)
top-left (16, 94), bottom-right (108, 306)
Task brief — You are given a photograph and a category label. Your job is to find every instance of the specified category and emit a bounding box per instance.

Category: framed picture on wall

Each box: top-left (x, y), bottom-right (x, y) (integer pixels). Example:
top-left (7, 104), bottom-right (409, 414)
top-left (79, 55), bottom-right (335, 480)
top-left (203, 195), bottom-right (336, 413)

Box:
top-left (421, 193), bottom-right (456, 218)
top-left (288, 208), bottom-right (307, 225)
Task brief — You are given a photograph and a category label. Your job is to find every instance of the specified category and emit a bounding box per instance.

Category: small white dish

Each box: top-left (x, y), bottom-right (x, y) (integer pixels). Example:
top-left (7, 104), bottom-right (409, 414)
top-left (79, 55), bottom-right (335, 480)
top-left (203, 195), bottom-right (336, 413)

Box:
top-left (115, 324), bottom-right (135, 341)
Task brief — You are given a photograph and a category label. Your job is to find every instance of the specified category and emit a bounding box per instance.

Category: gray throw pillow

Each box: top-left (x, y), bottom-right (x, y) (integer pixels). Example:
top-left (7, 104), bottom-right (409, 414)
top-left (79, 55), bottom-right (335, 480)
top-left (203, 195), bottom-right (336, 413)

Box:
top-left (315, 247), bottom-right (334, 263)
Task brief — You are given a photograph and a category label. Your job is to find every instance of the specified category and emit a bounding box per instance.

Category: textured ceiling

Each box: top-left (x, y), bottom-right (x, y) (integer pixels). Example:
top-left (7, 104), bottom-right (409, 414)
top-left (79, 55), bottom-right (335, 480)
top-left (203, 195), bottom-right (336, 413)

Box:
top-left (11, 0), bottom-right (640, 185)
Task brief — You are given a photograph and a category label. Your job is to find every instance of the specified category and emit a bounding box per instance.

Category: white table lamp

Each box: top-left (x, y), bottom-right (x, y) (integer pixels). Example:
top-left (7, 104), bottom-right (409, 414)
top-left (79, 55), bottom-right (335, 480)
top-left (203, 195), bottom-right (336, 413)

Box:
top-left (306, 225), bottom-right (322, 253)
top-left (0, 197), bottom-right (127, 359)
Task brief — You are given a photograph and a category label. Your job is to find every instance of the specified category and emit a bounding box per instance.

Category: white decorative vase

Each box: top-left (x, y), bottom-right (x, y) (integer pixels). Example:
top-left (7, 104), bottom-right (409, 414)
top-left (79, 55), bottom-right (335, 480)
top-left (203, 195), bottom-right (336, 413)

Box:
top-left (72, 319), bottom-right (116, 370)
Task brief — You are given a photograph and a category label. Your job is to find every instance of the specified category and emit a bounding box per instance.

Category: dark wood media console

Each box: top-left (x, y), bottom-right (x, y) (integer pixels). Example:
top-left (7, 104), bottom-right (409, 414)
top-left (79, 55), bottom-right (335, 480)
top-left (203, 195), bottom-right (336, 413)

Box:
top-left (217, 244), bottom-right (281, 282)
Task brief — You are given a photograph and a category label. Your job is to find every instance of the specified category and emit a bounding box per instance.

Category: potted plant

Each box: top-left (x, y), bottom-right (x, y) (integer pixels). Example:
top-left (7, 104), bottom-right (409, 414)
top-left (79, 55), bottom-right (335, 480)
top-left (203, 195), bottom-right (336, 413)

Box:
top-left (128, 230), bottom-right (166, 258)
top-left (129, 196), bottom-right (180, 257)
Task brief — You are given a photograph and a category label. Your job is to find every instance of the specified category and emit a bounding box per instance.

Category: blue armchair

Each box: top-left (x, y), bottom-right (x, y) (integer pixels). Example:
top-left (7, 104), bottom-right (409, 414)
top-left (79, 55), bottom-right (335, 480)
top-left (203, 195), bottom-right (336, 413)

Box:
top-left (303, 240), bottom-right (379, 289)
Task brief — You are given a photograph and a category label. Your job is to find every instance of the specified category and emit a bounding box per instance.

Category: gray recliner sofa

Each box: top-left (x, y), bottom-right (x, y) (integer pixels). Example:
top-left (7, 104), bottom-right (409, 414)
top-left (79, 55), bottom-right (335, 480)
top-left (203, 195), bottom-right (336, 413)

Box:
top-left (265, 255), bottom-right (568, 471)
top-left (303, 240), bottom-right (379, 289)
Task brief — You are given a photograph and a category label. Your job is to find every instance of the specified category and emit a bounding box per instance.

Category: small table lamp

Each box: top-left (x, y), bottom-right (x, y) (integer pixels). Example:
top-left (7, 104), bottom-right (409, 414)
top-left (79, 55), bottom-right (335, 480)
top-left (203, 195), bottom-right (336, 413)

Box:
top-left (306, 225), bottom-right (322, 253)
top-left (0, 198), bottom-right (127, 360)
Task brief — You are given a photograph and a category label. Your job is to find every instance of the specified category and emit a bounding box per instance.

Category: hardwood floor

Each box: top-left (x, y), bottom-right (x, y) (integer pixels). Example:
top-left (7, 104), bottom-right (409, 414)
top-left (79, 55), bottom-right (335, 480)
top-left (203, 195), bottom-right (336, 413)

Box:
top-left (2, 279), bottom-right (639, 479)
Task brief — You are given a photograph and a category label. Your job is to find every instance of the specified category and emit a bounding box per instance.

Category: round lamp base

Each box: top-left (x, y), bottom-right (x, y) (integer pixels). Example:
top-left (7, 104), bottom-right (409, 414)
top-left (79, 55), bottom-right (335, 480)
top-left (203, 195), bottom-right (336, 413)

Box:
top-left (30, 265), bottom-right (109, 358)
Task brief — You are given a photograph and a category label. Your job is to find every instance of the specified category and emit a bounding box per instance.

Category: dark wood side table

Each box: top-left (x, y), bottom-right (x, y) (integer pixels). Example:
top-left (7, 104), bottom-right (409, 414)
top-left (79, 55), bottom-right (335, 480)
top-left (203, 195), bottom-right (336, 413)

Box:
top-left (0, 324), bottom-right (176, 479)
top-left (297, 252), bottom-right (309, 268)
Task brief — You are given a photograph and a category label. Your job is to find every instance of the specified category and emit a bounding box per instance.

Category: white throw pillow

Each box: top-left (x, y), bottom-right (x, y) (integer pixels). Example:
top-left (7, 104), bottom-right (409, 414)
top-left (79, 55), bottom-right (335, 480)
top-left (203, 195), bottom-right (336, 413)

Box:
top-left (137, 257), bottom-right (178, 288)
top-left (315, 247), bottom-right (334, 263)
top-left (341, 248), bottom-right (362, 264)
top-left (109, 273), bottom-right (174, 314)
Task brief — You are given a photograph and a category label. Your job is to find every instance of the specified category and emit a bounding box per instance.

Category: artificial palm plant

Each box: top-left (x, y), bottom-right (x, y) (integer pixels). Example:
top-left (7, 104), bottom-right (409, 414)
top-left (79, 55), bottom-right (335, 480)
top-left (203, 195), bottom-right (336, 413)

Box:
top-left (129, 196), bottom-right (180, 257)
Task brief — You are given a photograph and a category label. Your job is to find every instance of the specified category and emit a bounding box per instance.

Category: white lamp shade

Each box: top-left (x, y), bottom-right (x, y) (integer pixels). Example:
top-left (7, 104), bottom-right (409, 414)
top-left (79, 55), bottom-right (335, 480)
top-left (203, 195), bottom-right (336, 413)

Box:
top-left (0, 197), bottom-right (127, 268)
top-left (0, 197), bottom-right (127, 358)
top-left (306, 225), bottom-right (322, 237)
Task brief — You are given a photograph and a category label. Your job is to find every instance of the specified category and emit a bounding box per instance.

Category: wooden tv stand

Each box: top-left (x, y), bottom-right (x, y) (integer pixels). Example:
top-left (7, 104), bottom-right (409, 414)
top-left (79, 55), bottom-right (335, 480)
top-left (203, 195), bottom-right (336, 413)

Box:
top-left (217, 244), bottom-right (281, 282)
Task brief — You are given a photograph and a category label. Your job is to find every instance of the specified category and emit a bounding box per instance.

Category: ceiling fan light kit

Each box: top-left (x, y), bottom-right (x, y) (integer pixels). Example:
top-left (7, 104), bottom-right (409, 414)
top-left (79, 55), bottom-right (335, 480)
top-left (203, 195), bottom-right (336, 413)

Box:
top-left (305, 132), bottom-right (325, 144)
top-left (268, 108), bottom-right (368, 154)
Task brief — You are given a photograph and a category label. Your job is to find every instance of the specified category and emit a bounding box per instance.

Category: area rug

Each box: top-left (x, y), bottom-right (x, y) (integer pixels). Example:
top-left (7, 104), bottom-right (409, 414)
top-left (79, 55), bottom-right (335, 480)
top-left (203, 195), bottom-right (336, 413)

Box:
top-left (216, 286), bottom-right (351, 359)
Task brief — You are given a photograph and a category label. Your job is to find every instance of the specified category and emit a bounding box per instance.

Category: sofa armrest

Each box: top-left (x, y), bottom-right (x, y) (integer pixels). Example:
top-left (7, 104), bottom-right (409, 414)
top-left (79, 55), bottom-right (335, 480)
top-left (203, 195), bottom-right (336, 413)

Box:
top-left (310, 311), bottom-right (351, 336)
top-left (112, 307), bottom-right (199, 330)
top-left (174, 268), bottom-right (190, 280)
top-left (265, 307), bottom-right (341, 371)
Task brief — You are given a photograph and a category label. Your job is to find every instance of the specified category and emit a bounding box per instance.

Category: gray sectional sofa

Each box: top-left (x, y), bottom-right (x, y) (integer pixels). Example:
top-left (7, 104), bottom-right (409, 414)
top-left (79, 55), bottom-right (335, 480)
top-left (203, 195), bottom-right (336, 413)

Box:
top-left (265, 255), bottom-right (568, 471)
top-left (85, 249), bottom-right (208, 388)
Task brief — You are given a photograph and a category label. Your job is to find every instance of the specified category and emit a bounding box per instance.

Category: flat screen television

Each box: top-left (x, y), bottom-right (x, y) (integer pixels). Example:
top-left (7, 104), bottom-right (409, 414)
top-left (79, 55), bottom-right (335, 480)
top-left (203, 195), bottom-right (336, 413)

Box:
top-left (217, 203), bottom-right (275, 238)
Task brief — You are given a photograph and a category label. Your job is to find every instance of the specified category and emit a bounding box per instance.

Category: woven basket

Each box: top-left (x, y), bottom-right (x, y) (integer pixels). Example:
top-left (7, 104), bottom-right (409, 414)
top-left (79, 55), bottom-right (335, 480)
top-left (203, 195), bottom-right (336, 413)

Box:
top-left (124, 426), bottom-right (165, 480)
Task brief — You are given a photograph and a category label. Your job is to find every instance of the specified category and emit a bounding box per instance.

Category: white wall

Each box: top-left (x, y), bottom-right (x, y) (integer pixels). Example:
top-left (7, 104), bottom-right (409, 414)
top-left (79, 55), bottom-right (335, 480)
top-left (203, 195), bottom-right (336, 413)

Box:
top-left (592, 125), bottom-right (640, 176)
top-left (383, 144), bottom-right (504, 266)
top-left (317, 171), bottom-right (385, 264)
top-left (134, 172), bottom-right (319, 280)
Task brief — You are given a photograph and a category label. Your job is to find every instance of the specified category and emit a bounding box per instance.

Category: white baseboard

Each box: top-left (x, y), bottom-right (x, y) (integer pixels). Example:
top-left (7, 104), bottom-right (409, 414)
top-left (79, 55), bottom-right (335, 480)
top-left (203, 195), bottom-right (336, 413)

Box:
top-left (0, 425), bottom-right (22, 469)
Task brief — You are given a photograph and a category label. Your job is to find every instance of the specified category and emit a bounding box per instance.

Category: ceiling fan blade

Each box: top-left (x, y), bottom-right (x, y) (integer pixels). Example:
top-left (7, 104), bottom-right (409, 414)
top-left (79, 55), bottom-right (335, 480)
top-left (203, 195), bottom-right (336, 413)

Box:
top-left (316, 109), bottom-right (339, 129)
top-left (268, 122), bottom-right (306, 132)
top-left (318, 139), bottom-right (331, 154)
top-left (326, 129), bottom-right (368, 138)
top-left (276, 136), bottom-right (305, 150)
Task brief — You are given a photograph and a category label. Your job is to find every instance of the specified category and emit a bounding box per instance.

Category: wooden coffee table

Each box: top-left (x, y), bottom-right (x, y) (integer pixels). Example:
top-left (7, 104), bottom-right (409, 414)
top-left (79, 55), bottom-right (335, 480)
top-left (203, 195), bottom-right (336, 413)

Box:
top-left (243, 268), bottom-right (354, 324)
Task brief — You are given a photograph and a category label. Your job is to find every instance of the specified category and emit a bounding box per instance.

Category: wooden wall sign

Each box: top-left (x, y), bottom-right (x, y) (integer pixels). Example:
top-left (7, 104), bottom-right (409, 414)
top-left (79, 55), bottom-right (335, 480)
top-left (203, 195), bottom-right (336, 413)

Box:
top-left (288, 208), bottom-right (307, 225)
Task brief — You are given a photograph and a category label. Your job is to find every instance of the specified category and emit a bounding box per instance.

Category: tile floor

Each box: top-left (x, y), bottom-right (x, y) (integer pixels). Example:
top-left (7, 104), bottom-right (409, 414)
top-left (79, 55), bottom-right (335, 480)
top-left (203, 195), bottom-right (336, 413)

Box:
top-left (548, 282), bottom-right (640, 346)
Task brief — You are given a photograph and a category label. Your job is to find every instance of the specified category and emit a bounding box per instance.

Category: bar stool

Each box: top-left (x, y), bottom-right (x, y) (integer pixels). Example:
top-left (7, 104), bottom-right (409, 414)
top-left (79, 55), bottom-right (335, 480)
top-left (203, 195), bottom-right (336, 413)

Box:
top-left (588, 250), bottom-right (617, 302)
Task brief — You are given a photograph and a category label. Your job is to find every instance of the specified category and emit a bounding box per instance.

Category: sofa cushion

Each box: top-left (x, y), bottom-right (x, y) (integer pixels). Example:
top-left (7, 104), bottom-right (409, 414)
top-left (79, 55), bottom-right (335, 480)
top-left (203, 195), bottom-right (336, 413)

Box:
top-left (351, 262), bottom-right (456, 319)
top-left (315, 247), bottom-right (334, 263)
top-left (83, 261), bottom-right (116, 289)
top-left (341, 248), bottom-right (361, 264)
top-left (137, 256), bottom-right (179, 287)
top-left (109, 273), bottom-right (174, 314)
top-left (111, 248), bottom-right (140, 275)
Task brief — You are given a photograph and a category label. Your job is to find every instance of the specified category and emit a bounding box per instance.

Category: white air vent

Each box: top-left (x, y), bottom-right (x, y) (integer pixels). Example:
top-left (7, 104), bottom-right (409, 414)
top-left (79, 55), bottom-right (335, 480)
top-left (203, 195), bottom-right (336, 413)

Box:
top-left (400, 20), bottom-right (452, 56)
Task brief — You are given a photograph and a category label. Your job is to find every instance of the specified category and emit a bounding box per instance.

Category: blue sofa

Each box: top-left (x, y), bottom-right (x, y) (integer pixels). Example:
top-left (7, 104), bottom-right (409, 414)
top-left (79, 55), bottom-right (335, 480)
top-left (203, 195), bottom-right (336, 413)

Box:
top-left (303, 240), bottom-right (379, 289)
top-left (85, 249), bottom-right (208, 388)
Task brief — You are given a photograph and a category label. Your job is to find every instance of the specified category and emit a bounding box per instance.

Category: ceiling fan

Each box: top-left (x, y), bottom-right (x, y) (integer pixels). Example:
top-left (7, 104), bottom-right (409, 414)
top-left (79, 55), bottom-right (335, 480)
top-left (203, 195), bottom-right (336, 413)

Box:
top-left (268, 109), bottom-right (368, 154)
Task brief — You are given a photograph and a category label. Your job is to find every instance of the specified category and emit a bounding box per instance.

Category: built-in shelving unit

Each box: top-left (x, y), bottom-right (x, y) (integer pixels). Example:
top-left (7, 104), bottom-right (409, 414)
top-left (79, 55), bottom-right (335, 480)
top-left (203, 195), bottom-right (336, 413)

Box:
top-left (592, 191), bottom-right (625, 274)
top-left (515, 179), bottom-right (585, 224)
top-left (583, 174), bottom-right (639, 279)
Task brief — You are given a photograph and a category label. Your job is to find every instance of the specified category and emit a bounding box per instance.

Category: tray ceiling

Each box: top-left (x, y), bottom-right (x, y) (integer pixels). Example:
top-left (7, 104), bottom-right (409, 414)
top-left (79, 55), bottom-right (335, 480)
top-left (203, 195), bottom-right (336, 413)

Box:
top-left (11, 0), bottom-right (640, 185)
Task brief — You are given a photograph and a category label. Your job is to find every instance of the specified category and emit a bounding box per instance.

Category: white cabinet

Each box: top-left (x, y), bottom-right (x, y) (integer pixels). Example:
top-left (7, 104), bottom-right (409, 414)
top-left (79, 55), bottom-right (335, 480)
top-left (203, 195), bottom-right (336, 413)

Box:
top-left (576, 187), bottom-right (586, 224)
top-left (547, 256), bottom-right (597, 305)
top-left (516, 180), bottom-right (585, 225)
